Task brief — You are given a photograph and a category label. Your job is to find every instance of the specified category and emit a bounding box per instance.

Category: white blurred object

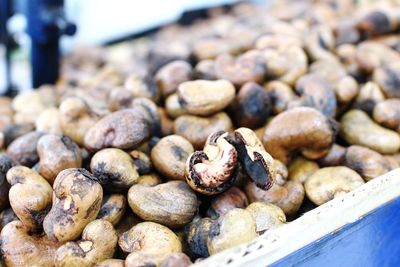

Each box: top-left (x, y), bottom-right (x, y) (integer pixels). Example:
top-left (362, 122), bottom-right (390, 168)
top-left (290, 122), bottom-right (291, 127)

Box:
top-left (65, 0), bottom-right (238, 45)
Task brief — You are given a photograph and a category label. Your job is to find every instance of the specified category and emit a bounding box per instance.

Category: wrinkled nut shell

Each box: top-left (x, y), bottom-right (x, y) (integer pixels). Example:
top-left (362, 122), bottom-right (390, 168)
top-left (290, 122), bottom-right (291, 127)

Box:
top-left (43, 168), bottom-right (103, 242)
top-left (151, 135), bottom-right (194, 180)
top-left (177, 80), bottom-right (235, 116)
top-left (128, 181), bottom-right (198, 228)
top-left (305, 166), bottom-right (365, 205)
top-left (340, 109), bottom-right (400, 154)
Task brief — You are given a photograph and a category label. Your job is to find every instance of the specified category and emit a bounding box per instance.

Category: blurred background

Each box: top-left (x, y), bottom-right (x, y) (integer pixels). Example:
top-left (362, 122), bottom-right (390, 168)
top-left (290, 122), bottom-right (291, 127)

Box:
top-left (0, 0), bottom-right (252, 94)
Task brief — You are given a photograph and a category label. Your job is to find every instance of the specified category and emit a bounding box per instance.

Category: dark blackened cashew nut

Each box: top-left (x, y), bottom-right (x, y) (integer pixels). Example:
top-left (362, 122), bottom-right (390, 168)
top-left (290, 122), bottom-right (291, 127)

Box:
top-left (185, 131), bottom-right (238, 195)
top-left (233, 127), bottom-right (275, 190)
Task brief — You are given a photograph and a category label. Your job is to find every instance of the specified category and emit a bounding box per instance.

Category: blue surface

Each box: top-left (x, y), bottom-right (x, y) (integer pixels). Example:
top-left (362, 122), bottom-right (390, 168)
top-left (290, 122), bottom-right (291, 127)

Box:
top-left (272, 197), bottom-right (400, 267)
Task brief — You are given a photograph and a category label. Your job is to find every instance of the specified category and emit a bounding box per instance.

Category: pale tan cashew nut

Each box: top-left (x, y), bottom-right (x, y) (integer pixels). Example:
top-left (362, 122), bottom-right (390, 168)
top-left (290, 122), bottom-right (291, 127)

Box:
top-left (373, 99), bottom-right (400, 131)
top-left (207, 208), bottom-right (257, 255)
top-left (128, 181), bottom-right (198, 228)
top-left (288, 157), bottom-right (319, 184)
top-left (177, 79), bottom-right (235, 116)
top-left (246, 202), bottom-right (286, 234)
top-left (43, 168), bottom-right (103, 242)
top-left (353, 81), bottom-right (385, 114)
top-left (355, 41), bottom-right (400, 73)
top-left (0, 220), bottom-right (62, 267)
top-left (54, 219), bottom-right (118, 267)
top-left (119, 222), bottom-right (182, 266)
top-left (151, 135), bottom-right (194, 181)
top-left (97, 194), bottom-right (127, 226)
top-left (37, 134), bottom-right (82, 184)
top-left (340, 109), bottom-right (400, 154)
top-left (7, 166), bottom-right (52, 230)
top-left (165, 93), bottom-right (187, 118)
top-left (305, 166), bottom-right (365, 206)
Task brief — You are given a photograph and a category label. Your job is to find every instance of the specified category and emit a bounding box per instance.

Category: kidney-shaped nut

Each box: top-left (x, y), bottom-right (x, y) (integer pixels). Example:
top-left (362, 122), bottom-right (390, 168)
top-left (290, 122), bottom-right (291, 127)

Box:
top-left (355, 41), bottom-right (400, 72)
top-left (0, 154), bottom-right (16, 211)
top-left (97, 194), bottom-right (127, 226)
top-left (37, 134), bottom-right (82, 184)
top-left (174, 112), bottom-right (233, 149)
top-left (118, 222), bottom-right (181, 256)
top-left (288, 157), bottom-right (319, 184)
top-left (318, 144), bottom-right (347, 167)
top-left (1, 220), bottom-right (62, 267)
top-left (231, 82), bottom-right (271, 128)
top-left (340, 109), bottom-right (400, 154)
top-left (353, 81), bottom-right (385, 115)
top-left (305, 25), bottom-right (336, 62)
top-left (54, 219), bottom-right (118, 267)
top-left (245, 180), bottom-right (304, 217)
top-left (344, 145), bottom-right (392, 182)
top-left (43, 168), bottom-right (103, 242)
top-left (264, 81), bottom-right (297, 115)
top-left (7, 166), bottom-right (52, 229)
top-left (233, 127), bottom-right (275, 190)
top-left (151, 135), bottom-right (194, 180)
top-left (6, 131), bottom-right (44, 167)
top-left (214, 50), bottom-right (266, 86)
top-left (289, 74), bottom-right (337, 118)
top-left (185, 132), bottom-right (238, 195)
top-left (90, 148), bottom-right (139, 191)
top-left (185, 217), bottom-right (213, 258)
top-left (373, 62), bottom-right (400, 98)
top-left (206, 186), bottom-right (249, 219)
top-left (263, 107), bottom-right (336, 164)
top-left (84, 109), bottom-right (150, 152)
top-left (246, 202), bottom-right (286, 235)
top-left (155, 60), bottom-right (193, 97)
top-left (207, 208), bottom-right (257, 255)
top-left (59, 97), bottom-right (103, 146)
top-left (128, 181), bottom-right (198, 228)
top-left (177, 79), bottom-right (235, 116)
top-left (373, 99), bottom-right (400, 131)
top-left (305, 166), bottom-right (365, 205)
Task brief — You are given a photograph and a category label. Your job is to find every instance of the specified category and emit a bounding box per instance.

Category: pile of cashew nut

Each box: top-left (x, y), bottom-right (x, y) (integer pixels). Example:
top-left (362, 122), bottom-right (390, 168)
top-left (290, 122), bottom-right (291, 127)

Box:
top-left (1, 0), bottom-right (400, 266)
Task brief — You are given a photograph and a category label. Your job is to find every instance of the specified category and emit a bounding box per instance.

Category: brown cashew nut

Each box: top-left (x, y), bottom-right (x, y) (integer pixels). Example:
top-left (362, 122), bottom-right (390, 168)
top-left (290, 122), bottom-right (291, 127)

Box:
top-left (43, 168), bottom-right (103, 242)
top-left (128, 181), bottom-right (198, 228)
top-left (214, 50), bottom-right (266, 86)
top-left (263, 107), bottom-right (336, 165)
top-left (289, 74), bottom-right (337, 118)
top-left (305, 166), bottom-right (365, 206)
top-left (151, 135), bottom-right (194, 180)
top-left (174, 112), bottom-right (233, 149)
top-left (0, 154), bottom-right (16, 211)
top-left (1, 220), bottom-right (62, 267)
top-left (37, 134), bottom-right (82, 184)
top-left (97, 194), bottom-right (127, 226)
top-left (318, 144), bottom-right (347, 167)
top-left (340, 109), bottom-right (400, 154)
top-left (344, 145), bottom-right (392, 182)
top-left (264, 81), bottom-right (297, 115)
top-left (206, 186), bottom-right (249, 219)
top-left (6, 131), bottom-right (44, 167)
top-left (177, 79), bottom-right (235, 116)
top-left (373, 61), bottom-right (400, 98)
top-left (59, 97), bottom-right (104, 146)
top-left (119, 222), bottom-right (182, 265)
top-left (185, 217), bottom-right (213, 258)
top-left (233, 127), bottom-right (276, 190)
top-left (373, 99), bottom-right (400, 131)
top-left (7, 166), bottom-right (52, 230)
top-left (84, 109), bottom-right (150, 152)
top-left (288, 157), bottom-right (320, 184)
top-left (185, 131), bottom-right (238, 195)
top-left (155, 60), bottom-right (193, 97)
top-left (90, 148), bottom-right (139, 192)
top-left (207, 208), bottom-right (257, 255)
top-left (246, 202), bottom-right (286, 235)
top-left (245, 180), bottom-right (305, 217)
top-left (54, 219), bottom-right (118, 267)
top-left (231, 82), bottom-right (271, 129)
